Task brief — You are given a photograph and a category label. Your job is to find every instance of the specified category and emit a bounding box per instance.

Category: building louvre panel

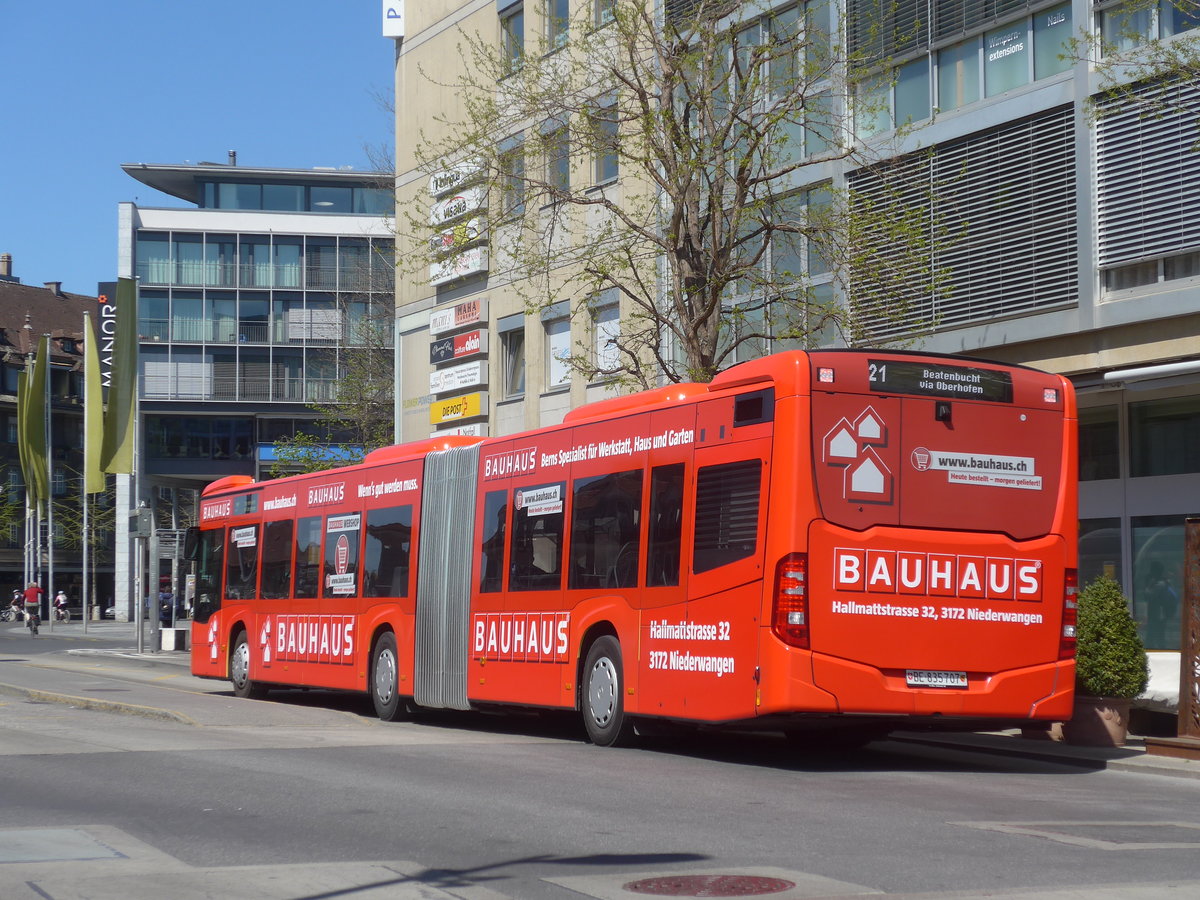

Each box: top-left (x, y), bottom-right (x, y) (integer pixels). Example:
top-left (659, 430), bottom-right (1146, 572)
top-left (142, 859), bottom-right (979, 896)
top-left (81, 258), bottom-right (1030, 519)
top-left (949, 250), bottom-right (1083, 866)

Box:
top-left (849, 105), bottom-right (1076, 340)
top-left (1096, 79), bottom-right (1200, 267)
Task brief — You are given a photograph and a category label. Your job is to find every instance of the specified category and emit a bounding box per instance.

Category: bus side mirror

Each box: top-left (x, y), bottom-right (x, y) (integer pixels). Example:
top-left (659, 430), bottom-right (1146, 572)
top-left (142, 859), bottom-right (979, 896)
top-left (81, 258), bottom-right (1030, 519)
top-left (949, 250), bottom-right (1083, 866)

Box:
top-left (183, 527), bottom-right (200, 560)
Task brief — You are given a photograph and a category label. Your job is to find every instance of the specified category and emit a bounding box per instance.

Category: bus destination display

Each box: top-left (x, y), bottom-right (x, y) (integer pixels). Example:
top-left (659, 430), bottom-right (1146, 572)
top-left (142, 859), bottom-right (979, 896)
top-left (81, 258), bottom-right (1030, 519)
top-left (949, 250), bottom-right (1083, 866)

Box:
top-left (867, 359), bottom-right (1013, 403)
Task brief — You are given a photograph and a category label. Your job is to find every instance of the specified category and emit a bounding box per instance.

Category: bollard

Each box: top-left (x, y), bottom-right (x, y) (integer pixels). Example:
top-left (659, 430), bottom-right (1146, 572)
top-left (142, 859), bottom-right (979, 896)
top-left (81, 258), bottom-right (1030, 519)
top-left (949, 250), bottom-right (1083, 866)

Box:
top-left (92, 605), bottom-right (100, 622)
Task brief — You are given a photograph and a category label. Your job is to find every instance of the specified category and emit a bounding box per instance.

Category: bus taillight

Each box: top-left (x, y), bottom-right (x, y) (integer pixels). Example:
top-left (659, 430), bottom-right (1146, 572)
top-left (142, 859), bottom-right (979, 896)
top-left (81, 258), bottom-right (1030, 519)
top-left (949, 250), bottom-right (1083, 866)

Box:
top-left (1059, 568), bottom-right (1078, 660)
top-left (772, 553), bottom-right (809, 649)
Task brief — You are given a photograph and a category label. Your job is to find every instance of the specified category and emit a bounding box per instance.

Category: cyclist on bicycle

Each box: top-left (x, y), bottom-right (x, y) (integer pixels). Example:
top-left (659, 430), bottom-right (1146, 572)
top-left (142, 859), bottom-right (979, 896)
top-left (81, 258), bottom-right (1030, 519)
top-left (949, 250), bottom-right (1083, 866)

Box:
top-left (23, 582), bottom-right (43, 635)
top-left (54, 590), bottom-right (70, 622)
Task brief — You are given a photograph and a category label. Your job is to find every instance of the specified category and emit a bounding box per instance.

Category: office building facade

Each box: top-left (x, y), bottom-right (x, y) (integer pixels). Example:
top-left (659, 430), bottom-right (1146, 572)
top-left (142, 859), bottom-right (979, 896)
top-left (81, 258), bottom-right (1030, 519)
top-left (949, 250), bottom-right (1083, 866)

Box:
top-left (389, 2), bottom-right (1200, 656)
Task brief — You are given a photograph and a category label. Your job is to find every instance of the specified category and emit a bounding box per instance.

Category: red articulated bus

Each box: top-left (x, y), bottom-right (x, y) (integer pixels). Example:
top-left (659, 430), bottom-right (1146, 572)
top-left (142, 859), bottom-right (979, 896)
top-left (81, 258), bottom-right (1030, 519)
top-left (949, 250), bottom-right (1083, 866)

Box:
top-left (187, 349), bottom-right (1078, 746)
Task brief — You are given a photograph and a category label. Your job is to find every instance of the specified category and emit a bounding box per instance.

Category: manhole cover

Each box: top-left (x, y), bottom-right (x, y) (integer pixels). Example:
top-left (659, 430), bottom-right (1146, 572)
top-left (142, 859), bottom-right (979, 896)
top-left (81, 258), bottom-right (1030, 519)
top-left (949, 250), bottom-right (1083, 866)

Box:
top-left (623, 874), bottom-right (795, 896)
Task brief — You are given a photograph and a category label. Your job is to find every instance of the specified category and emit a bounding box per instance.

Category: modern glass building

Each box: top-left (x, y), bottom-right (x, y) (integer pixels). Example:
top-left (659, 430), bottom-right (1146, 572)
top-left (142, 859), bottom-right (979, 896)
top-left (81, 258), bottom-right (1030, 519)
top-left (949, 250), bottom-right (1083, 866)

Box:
top-left (113, 159), bottom-right (394, 617)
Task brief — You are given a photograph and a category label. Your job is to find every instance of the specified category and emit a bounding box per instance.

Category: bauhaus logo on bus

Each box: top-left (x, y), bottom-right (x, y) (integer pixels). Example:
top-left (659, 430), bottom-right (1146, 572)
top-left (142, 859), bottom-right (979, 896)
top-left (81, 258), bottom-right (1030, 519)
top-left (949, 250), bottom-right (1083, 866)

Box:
top-left (260, 615), bottom-right (355, 665)
top-left (473, 612), bottom-right (569, 662)
top-left (834, 548), bottom-right (1042, 601)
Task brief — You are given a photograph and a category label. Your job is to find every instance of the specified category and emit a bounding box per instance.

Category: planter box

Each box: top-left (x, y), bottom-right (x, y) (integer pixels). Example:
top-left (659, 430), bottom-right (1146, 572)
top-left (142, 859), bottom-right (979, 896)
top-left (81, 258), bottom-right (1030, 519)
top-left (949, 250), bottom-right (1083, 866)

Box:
top-left (1061, 695), bottom-right (1132, 747)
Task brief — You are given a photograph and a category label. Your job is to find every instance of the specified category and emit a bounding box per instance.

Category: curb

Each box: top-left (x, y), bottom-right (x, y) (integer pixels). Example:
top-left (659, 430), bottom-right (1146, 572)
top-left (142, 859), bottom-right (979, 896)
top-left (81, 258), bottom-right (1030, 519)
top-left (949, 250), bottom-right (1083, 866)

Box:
top-left (0, 681), bottom-right (198, 726)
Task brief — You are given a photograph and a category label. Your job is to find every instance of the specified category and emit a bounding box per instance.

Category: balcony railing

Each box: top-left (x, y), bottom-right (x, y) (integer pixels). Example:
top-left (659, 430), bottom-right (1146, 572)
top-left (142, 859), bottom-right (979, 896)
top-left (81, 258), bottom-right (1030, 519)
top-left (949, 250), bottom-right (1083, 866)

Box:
top-left (135, 260), bottom-right (386, 292)
top-left (138, 318), bottom-right (390, 348)
top-left (142, 372), bottom-right (342, 403)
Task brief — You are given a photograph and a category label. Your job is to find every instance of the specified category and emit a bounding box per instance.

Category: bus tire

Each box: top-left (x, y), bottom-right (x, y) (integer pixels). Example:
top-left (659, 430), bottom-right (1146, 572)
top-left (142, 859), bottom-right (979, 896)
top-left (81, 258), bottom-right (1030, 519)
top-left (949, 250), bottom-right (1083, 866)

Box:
top-left (371, 632), bottom-right (405, 721)
top-left (582, 636), bottom-right (636, 747)
top-left (230, 631), bottom-right (267, 700)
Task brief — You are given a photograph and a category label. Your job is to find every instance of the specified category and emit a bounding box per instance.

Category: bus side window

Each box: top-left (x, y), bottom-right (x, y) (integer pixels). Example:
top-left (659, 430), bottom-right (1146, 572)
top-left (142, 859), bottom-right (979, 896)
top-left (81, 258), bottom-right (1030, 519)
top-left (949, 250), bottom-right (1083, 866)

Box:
top-left (569, 470), bottom-right (642, 590)
top-left (260, 520), bottom-right (294, 599)
top-left (193, 527), bottom-right (225, 624)
top-left (480, 491), bottom-right (508, 593)
top-left (510, 482), bottom-right (566, 591)
top-left (647, 464), bottom-right (684, 587)
top-left (225, 525), bottom-right (259, 600)
top-left (693, 459), bottom-right (761, 574)
top-left (364, 505), bottom-right (413, 598)
top-left (294, 516), bottom-right (322, 599)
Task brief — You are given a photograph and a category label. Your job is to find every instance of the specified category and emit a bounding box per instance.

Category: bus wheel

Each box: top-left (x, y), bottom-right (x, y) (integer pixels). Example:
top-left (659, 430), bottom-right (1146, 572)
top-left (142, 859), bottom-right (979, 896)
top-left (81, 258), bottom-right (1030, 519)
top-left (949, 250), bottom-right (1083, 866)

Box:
top-left (371, 632), bottom-right (405, 721)
top-left (582, 636), bottom-right (636, 747)
top-left (230, 632), bottom-right (266, 700)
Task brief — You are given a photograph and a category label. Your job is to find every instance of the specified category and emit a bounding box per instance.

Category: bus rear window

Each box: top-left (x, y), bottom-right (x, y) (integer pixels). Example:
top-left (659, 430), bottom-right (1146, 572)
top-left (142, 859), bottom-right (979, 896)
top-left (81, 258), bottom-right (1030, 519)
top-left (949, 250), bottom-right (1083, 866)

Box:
top-left (693, 460), bottom-right (762, 574)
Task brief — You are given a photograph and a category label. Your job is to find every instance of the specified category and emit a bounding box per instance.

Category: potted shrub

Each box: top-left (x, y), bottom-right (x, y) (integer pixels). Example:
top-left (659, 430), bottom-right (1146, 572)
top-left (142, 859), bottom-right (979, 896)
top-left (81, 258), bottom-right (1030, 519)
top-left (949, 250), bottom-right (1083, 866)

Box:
top-left (1063, 575), bottom-right (1150, 746)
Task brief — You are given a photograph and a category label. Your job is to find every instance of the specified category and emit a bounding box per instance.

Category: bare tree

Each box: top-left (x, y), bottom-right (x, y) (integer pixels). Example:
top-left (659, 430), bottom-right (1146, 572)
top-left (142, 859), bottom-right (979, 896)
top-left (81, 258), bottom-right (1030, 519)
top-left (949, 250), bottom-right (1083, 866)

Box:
top-left (399, 0), bottom-right (946, 387)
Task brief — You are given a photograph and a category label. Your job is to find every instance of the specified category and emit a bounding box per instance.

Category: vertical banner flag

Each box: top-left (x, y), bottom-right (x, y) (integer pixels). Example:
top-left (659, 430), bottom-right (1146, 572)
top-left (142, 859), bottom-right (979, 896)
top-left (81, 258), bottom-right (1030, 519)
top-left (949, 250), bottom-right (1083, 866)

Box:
top-left (83, 310), bottom-right (105, 493)
top-left (17, 336), bottom-right (50, 503)
top-left (100, 277), bottom-right (138, 475)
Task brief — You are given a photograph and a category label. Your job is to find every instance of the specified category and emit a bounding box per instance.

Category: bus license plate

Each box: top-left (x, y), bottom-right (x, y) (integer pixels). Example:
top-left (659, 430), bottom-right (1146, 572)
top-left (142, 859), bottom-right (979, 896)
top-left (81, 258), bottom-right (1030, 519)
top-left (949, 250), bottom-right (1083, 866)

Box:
top-left (906, 669), bottom-right (968, 689)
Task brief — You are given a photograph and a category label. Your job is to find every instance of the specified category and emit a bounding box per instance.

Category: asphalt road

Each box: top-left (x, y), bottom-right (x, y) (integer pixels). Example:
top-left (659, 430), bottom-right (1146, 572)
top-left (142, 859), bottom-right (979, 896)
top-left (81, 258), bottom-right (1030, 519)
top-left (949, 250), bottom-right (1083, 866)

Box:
top-left (2, 621), bottom-right (1200, 900)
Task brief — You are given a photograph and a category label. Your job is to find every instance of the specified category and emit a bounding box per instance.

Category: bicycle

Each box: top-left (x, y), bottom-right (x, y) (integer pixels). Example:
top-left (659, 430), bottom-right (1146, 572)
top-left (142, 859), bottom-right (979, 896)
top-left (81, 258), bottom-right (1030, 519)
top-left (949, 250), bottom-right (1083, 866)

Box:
top-left (54, 606), bottom-right (70, 623)
top-left (0, 605), bottom-right (16, 623)
top-left (25, 609), bottom-right (39, 636)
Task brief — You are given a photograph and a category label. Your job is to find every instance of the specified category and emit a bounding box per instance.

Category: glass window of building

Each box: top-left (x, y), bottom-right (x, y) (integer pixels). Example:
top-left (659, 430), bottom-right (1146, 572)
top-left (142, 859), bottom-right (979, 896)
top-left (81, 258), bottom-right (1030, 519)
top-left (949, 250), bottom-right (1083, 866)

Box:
top-left (501, 2), bottom-right (524, 73)
top-left (339, 239), bottom-right (370, 291)
top-left (140, 292), bottom-right (169, 341)
top-left (218, 182), bottom-right (261, 210)
top-left (273, 239), bottom-right (302, 289)
top-left (1132, 514), bottom-right (1188, 649)
top-left (984, 21), bottom-right (1030, 96)
top-left (239, 236), bottom-right (272, 288)
top-left (1032, 2), bottom-right (1071, 79)
top-left (1100, 3), bottom-right (1151, 52)
top-left (1079, 517), bottom-right (1122, 589)
top-left (593, 99), bottom-right (619, 183)
top-left (210, 295), bottom-right (238, 344)
top-left (855, 74), bottom-right (891, 138)
top-left (1079, 405), bottom-right (1120, 480)
top-left (173, 235), bottom-right (203, 285)
top-left (171, 295), bottom-right (204, 343)
top-left (595, 0), bottom-right (615, 27)
top-left (592, 293), bottom-right (620, 374)
top-left (545, 125), bottom-right (570, 194)
top-left (500, 319), bottom-right (526, 399)
top-left (547, 0), bottom-right (569, 48)
top-left (307, 240), bottom-right (338, 290)
top-left (544, 314), bottom-right (571, 388)
top-left (137, 233), bottom-right (171, 284)
top-left (263, 184), bottom-right (304, 211)
top-left (805, 91), bottom-right (835, 156)
top-left (499, 136), bottom-right (526, 218)
top-left (1162, 0), bottom-right (1200, 36)
top-left (205, 236), bottom-right (236, 287)
top-left (1164, 251), bottom-right (1200, 280)
top-left (894, 56), bottom-right (931, 125)
top-left (938, 37), bottom-right (980, 110)
top-left (353, 187), bottom-right (393, 215)
top-left (1130, 395), bottom-right (1200, 476)
top-left (310, 186), bottom-right (351, 212)
top-left (238, 294), bottom-right (269, 344)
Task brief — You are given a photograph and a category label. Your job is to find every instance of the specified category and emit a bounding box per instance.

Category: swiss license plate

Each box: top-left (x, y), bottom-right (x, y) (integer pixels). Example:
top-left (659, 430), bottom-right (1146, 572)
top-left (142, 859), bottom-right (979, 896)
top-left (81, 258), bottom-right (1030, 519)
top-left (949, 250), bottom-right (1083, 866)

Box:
top-left (906, 669), bottom-right (968, 689)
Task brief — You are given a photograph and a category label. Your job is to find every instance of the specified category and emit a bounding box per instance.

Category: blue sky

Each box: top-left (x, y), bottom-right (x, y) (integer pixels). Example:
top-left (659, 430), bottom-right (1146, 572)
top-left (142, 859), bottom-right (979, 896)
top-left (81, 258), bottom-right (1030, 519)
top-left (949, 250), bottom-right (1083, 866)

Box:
top-left (0, 2), bottom-right (394, 295)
